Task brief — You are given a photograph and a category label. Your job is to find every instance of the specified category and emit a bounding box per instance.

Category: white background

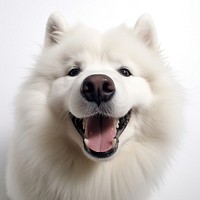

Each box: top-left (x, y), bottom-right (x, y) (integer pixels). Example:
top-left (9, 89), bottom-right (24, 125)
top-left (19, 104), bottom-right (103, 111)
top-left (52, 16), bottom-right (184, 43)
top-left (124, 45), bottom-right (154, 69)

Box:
top-left (0, 0), bottom-right (200, 199)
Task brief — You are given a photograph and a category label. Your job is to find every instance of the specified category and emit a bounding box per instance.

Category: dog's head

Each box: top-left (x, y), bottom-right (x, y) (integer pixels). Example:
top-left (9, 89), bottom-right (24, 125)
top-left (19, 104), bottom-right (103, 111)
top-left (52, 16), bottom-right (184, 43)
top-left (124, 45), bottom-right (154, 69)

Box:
top-left (36, 13), bottom-right (177, 161)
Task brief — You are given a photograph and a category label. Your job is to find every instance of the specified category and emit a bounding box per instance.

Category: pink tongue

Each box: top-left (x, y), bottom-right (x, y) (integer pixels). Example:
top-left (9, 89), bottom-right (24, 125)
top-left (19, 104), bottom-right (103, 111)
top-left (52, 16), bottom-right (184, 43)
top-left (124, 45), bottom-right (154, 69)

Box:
top-left (85, 116), bottom-right (116, 152)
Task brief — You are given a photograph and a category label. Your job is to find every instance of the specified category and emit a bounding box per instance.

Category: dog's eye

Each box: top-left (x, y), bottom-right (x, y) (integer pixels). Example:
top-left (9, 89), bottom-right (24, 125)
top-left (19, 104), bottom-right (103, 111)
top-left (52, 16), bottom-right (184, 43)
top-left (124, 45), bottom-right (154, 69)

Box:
top-left (118, 67), bottom-right (132, 77)
top-left (67, 67), bottom-right (81, 77)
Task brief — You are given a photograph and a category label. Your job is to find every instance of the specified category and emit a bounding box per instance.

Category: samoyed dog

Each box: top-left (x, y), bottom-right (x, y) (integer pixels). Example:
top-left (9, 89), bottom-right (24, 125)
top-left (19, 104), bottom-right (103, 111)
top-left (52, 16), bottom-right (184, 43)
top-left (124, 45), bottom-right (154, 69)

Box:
top-left (6, 12), bottom-right (182, 200)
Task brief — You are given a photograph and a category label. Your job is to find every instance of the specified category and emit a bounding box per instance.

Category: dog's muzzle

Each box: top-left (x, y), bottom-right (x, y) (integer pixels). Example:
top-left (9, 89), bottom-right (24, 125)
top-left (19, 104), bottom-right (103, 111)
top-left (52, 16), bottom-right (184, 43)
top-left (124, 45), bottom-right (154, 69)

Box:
top-left (70, 74), bottom-right (131, 159)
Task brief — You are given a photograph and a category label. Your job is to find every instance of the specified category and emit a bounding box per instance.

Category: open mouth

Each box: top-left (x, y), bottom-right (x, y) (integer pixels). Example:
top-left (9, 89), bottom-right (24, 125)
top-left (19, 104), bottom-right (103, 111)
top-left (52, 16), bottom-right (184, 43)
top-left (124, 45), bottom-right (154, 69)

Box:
top-left (70, 110), bottom-right (131, 159)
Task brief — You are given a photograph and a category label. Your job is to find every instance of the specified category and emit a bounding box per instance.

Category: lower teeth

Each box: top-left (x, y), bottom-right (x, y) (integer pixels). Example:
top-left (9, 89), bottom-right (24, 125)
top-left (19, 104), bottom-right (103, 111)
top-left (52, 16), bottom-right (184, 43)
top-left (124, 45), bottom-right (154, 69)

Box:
top-left (84, 138), bottom-right (89, 146)
top-left (112, 138), bottom-right (117, 148)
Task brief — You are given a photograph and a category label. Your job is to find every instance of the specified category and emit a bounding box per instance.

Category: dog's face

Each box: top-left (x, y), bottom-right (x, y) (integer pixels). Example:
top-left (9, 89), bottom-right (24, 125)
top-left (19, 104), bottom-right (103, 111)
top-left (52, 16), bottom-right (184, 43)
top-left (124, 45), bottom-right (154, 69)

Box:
top-left (37, 13), bottom-right (162, 161)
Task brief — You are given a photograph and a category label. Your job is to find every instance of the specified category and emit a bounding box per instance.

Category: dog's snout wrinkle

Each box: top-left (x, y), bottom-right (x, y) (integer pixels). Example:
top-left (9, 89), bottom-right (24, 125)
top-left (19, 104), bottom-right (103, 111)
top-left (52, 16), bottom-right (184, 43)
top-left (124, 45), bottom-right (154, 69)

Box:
top-left (81, 74), bottom-right (115, 106)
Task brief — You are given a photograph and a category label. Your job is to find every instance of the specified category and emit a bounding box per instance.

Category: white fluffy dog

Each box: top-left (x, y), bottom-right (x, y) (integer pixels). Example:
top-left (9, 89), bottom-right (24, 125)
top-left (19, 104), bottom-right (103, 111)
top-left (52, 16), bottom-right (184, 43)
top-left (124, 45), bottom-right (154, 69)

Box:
top-left (6, 13), bottom-right (182, 200)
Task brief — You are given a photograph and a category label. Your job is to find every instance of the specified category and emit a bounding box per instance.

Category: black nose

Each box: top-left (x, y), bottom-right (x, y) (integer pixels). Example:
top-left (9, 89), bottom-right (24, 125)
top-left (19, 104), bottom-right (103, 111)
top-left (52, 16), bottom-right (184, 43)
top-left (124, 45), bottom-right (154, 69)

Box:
top-left (81, 74), bottom-right (115, 106)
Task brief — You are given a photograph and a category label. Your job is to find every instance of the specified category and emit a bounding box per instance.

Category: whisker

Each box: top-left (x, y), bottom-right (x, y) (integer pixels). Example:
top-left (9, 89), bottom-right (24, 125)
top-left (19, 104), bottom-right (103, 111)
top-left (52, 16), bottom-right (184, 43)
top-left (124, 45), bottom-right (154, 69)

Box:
top-left (54, 105), bottom-right (68, 128)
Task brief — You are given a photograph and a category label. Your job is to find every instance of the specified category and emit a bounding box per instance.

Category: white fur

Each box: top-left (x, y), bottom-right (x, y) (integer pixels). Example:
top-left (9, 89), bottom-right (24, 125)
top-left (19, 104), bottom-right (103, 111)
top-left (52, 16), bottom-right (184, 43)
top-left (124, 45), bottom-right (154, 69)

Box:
top-left (6, 13), bottom-right (183, 200)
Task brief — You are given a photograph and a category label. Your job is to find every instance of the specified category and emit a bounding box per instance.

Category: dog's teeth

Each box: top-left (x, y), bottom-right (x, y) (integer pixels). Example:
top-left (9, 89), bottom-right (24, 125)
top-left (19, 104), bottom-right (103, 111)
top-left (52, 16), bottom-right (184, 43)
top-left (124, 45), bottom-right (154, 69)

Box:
top-left (115, 120), bottom-right (119, 128)
top-left (83, 119), bottom-right (86, 129)
top-left (116, 120), bottom-right (120, 128)
top-left (84, 139), bottom-right (89, 146)
top-left (112, 139), bottom-right (117, 148)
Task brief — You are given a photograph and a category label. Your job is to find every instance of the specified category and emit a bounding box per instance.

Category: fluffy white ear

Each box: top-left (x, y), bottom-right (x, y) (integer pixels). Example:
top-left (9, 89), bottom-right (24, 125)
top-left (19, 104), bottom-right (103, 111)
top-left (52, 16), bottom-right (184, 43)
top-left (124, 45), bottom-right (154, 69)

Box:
top-left (134, 14), bottom-right (158, 49)
top-left (44, 12), bottom-right (67, 47)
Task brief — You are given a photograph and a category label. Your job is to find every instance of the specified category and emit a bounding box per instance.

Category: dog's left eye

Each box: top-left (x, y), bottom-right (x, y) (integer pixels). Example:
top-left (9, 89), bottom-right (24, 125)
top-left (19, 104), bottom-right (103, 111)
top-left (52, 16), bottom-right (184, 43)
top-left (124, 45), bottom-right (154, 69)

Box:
top-left (67, 67), bottom-right (81, 77)
top-left (118, 67), bottom-right (132, 77)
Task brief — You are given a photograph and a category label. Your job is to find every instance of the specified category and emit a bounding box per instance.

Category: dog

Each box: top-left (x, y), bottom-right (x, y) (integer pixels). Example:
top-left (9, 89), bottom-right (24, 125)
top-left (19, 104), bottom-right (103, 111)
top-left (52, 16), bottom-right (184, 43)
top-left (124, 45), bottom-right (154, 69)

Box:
top-left (6, 12), bottom-right (183, 200)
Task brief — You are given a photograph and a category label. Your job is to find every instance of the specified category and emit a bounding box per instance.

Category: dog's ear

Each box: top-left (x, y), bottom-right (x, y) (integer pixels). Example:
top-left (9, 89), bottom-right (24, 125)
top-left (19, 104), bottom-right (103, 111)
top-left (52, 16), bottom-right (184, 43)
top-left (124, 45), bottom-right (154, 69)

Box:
top-left (134, 14), bottom-right (158, 49)
top-left (44, 12), bottom-right (67, 47)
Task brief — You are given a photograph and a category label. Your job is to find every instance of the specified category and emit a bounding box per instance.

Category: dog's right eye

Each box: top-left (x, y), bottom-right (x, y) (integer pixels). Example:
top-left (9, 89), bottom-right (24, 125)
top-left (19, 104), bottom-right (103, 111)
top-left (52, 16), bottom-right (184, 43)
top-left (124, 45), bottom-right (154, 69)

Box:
top-left (67, 67), bottom-right (81, 77)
